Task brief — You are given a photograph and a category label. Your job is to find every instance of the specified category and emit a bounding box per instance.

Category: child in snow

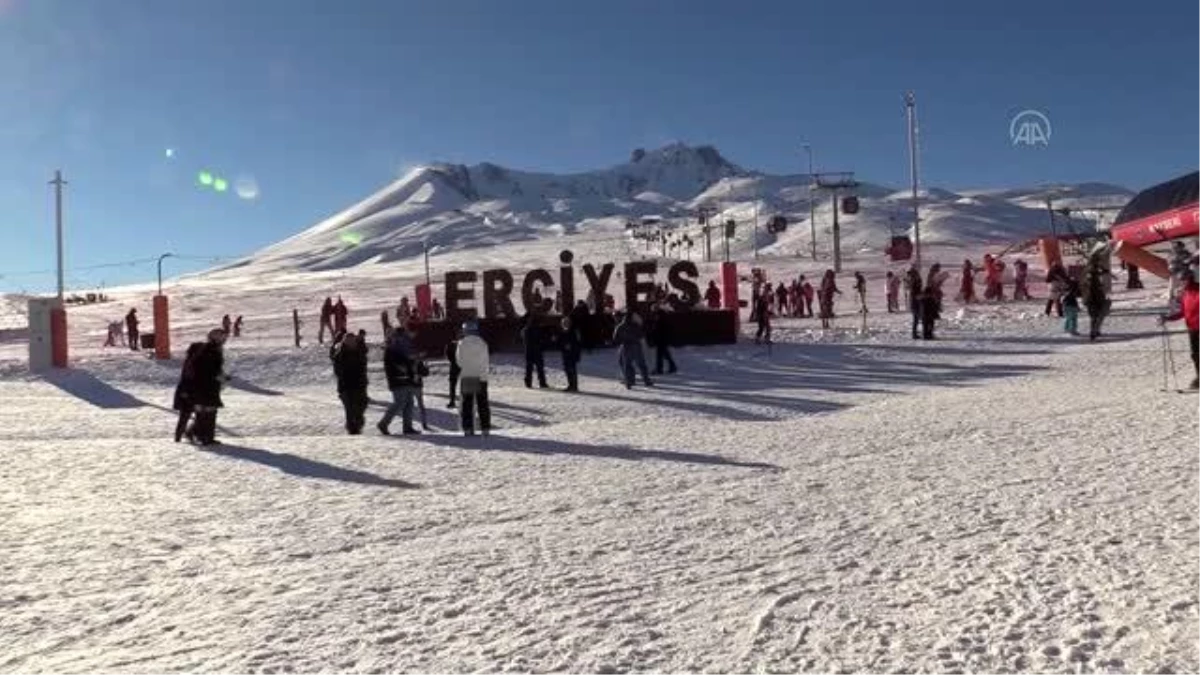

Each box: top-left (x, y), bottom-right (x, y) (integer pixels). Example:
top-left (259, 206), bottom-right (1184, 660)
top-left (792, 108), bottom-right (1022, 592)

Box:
top-left (1062, 279), bottom-right (1081, 336)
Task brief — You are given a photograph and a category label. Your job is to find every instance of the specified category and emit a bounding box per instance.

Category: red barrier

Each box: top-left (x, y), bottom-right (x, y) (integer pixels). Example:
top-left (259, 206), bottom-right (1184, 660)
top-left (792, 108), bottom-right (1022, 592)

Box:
top-left (50, 307), bottom-right (68, 368)
top-left (415, 283), bottom-right (432, 320)
top-left (721, 261), bottom-right (739, 330)
top-left (153, 295), bottom-right (171, 359)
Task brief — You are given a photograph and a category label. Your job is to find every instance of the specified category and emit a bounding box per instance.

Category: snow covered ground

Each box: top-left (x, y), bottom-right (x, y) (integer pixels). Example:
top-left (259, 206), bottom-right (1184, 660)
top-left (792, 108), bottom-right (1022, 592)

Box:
top-left (1, 256), bottom-right (1196, 673)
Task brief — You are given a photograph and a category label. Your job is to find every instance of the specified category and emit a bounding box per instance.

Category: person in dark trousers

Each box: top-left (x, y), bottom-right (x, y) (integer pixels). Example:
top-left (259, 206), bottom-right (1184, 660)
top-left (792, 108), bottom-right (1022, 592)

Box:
top-left (173, 341), bottom-right (205, 442)
top-left (331, 331), bottom-right (369, 434)
top-left (1045, 262), bottom-right (1068, 318)
top-left (906, 266), bottom-right (924, 340)
top-left (754, 292), bottom-right (772, 344)
top-left (613, 312), bottom-right (653, 389)
top-left (559, 316), bottom-right (582, 392)
top-left (332, 297), bottom-right (349, 335)
top-left (186, 328), bottom-right (228, 445)
top-left (650, 304), bottom-right (677, 374)
top-left (569, 300), bottom-right (592, 351)
top-left (519, 312), bottom-right (549, 388)
top-left (126, 308), bottom-right (140, 351)
top-left (1082, 260), bottom-right (1110, 341)
top-left (921, 267), bottom-right (943, 340)
top-left (456, 320), bottom-right (491, 436)
top-left (445, 334), bottom-right (461, 408)
top-left (799, 275), bottom-right (814, 318)
top-left (377, 330), bottom-right (420, 435)
top-left (319, 297), bottom-right (334, 344)
top-left (380, 310), bottom-right (393, 340)
top-left (1162, 269), bottom-right (1200, 389)
top-left (233, 316), bottom-right (243, 337)
top-left (413, 357), bottom-right (430, 430)
top-left (221, 314), bottom-right (232, 335)
top-left (705, 281), bottom-right (722, 309)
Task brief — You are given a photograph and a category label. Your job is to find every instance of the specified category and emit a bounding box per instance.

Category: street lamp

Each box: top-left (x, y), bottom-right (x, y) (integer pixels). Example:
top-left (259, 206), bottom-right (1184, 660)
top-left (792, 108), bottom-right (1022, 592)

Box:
top-left (803, 144), bottom-right (816, 260)
top-left (157, 253), bottom-right (174, 296)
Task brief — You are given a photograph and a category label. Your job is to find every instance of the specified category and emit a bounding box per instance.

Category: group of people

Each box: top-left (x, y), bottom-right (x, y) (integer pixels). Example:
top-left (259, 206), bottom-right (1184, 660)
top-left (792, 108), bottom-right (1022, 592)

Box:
top-left (107, 308), bottom-right (241, 351)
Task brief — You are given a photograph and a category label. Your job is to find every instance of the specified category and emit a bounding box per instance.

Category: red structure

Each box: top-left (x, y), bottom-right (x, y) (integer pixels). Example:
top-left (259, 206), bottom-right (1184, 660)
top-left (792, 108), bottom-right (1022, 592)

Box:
top-left (50, 306), bottom-right (68, 367)
top-left (720, 261), bottom-right (739, 329)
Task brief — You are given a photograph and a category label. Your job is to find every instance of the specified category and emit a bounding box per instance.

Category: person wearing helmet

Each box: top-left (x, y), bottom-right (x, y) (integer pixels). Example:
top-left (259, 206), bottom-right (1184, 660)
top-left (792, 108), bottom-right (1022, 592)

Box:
top-left (1161, 268), bottom-right (1200, 390)
top-left (185, 328), bottom-right (229, 445)
top-left (456, 320), bottom-right (491, 436)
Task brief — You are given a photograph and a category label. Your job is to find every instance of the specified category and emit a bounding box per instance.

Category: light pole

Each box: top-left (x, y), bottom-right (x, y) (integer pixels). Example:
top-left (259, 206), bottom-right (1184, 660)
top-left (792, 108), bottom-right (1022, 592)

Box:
top-left (157, 253), bottom-right (174, 296)
top-left (49, 170), bottom-right (67, 301)
top-left (803, 144), bottom-right (816, 260)
top-left (905, 91), bottom-right (922, 271)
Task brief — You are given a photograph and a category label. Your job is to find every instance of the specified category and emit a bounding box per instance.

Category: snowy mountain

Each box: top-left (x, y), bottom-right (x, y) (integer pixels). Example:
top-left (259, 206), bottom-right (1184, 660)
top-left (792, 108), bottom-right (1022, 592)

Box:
top-left (217, 143), bottom-right (1132, 277)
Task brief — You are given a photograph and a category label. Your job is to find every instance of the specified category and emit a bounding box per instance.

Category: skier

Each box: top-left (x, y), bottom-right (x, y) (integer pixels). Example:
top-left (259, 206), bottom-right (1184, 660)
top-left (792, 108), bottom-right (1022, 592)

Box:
top-left (817, 270), bottom-right (840, 329)
top-left (331, 331), bottom-right (369, 434)
top-left (650, 303), bottom-right (677, 374)
top-left (185, 328), bottom-right (228, 445)
top-left (754, 292), bottom-right (772, 344)
top-left (457, 320), bottom-right (492, 436)
top-left (221, 314), bottom-right (232, 336)
top-left (885, 271), bottom-right (901, 313)
top-left (1160, 269), bottom-right (1199, 389)
top-left (906, 266), bottom-right (924, 340)
top-left (332, 297), bottom-right (349, 335)
top-left (377, 329), bottom-right (420, 436)
top-left (800, 275), bottom-right (815, 318)
top-left (1045, 262), bottom-right (1069, 317)
top-left (445, 333), bottom-right (461, 408)
top-left (922, 263), bottom-right (947, 340)
top-left (958, 259), bottom-right (976, 303)
top-left (1062, 278), bottom-right (1081, 336)
top-left (232, 315), bottom-right (243, 338)
top-left (704, 281), bottom-right (721, 310)
top-left (172, 340), bottom-right (205, 442)
top-left (125, 308), bottom-right (140, 351)
top-left (559, 316), bottom-right (582, 392)
top-left (519, 312), bottom-right (549, 389)
top-left (1013, 259), bottom-right (1031, 301)
top-left (853, 272), bottom-right (867, 310)
top-left (318, 297), bottom-right (334, 344)
top-left (1081, 257), bottom-right (1110, 341)
top-left (613, 311), bottom-right (653, 389)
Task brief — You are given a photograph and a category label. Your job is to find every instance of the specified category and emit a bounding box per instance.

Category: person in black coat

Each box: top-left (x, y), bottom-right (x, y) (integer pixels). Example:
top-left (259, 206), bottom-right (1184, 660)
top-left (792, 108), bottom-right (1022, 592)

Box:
top-left (906, 267), bottom-right (924, 340)
top-left (569, 301), bottom-right (591, 351)
top-left (650, 305), bottom-right (677, 374)
top-left (559, 316), bottom-right (582, 392)
top-left (185, 328), bottom-right (228, 445)
top-left (519, 312), bottom-right (549, 389)
top-left (331, 331), bottom-right (369, 434)
top-left (754, 293), bottom-right (772, 344)
top-left (377, 331), bottom-right (420, 435)
top-left (173, 341), bottom-right (205, 442)
top-left (445, 336), bottom-right (462, 408)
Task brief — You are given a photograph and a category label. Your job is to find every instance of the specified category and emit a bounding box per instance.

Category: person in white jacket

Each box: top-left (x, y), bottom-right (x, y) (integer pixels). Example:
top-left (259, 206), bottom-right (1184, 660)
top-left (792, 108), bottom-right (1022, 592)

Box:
top-left (456, 320), bottom-right (491, 437)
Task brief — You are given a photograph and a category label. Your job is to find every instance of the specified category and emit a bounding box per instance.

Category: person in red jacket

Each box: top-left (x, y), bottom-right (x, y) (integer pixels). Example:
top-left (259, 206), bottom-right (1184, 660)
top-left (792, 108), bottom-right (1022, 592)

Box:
top-left (1162, 269), bottom-right (1199, 390)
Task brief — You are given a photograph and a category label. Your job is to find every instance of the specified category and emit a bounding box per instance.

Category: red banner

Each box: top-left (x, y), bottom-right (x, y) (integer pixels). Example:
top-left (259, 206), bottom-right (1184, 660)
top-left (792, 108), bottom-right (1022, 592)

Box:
top-left (1110, 203), bottom-right (1199, 247)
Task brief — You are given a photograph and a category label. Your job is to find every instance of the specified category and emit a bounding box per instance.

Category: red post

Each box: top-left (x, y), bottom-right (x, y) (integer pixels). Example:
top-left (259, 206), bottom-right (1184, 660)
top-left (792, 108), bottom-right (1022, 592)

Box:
top-left (720, 261), bottom-right (740, 330)
top-left (153, 295), bottom-right (171, 359)
top-left (50, 306), bottom-right (68, 368)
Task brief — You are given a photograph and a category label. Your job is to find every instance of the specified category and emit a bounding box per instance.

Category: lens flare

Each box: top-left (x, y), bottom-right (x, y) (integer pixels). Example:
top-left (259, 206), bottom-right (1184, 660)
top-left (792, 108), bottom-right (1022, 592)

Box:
top-left (213, 177), bottom-right (229, 192)
top-left (165, 148), bottom-right (175, 158)
top-left (197, 171), bottom-right (214, 186)
top-left (339, 231), bottom-right (363, 246)
top-left (234, 175), bottom-right (260, 200)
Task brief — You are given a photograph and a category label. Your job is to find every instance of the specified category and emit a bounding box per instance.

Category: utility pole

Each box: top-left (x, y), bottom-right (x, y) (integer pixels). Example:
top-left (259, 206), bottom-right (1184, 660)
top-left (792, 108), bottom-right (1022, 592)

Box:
top-left (814, 172), bottom-right (858, 274)
top-left (905, 91), bottom-right (922, 272)
top-left (49, 170), bottom-right (67, 301)
top-left (753, 203), bottom-right (760, 261)
top-left (423, 241), bottom-right (431, 286)
top-left (803, 144), bottom-right (816, 260)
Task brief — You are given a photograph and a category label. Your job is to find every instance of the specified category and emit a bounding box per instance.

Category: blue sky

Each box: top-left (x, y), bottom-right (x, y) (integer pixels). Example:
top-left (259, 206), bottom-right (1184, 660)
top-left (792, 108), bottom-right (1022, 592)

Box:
top-left (0, 0), bottom-right (1195, 291)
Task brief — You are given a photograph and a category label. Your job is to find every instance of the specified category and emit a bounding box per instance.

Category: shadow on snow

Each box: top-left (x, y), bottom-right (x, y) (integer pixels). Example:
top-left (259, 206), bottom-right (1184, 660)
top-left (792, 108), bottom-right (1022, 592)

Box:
top-left (202, 443), bottom-right (420, 489)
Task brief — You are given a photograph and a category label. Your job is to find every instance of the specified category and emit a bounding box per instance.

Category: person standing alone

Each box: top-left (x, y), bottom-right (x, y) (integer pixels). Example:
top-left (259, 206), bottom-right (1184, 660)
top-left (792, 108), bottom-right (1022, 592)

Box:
top-left (332, 331), bottom-right (370, 434)
top-left (457, 320), bottom-right (492, 436)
